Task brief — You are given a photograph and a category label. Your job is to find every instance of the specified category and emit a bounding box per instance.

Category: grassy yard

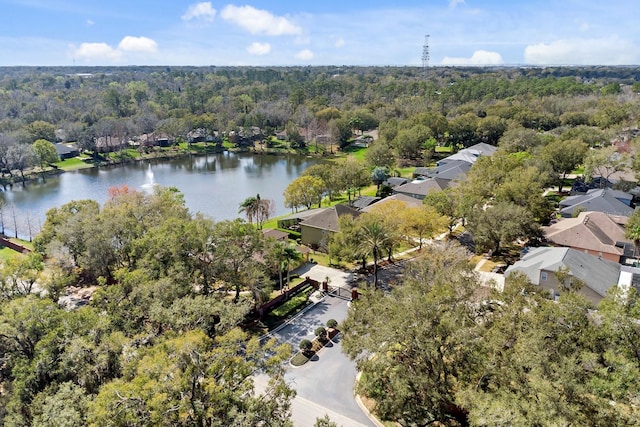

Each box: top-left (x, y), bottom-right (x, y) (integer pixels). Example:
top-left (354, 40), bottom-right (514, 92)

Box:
top-left (0, 247), bottom-right (23, 263)
top-left (54, 156), bottom-right (93, 171)
top-left (341, 144), bottom-right (368, 161)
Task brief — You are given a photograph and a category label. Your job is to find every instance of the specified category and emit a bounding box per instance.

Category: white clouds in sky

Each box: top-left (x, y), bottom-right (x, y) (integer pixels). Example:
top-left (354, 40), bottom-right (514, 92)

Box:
top-left (247, 42), bottom-right (271, 56)
top-left (72, 36), bottom-right (158, 62)
top-left (220, 5), bottom-right (302, 36)
top-left (441, 50), bottom-right (503, 65)
top-left (118, 36), bottom-right (158, 53)
top-left (524, 37), bottom-right (637, 65)
top-left (449, 0), bottom-right (465, 9)
top-left (72, 42), bottom-right (122, 61)
top-left (295, 49), bottom-right (314, 61)
top-left (334, 38), bottom-right (345, 48)
top-left (182, 2), bottom-right (217, 22)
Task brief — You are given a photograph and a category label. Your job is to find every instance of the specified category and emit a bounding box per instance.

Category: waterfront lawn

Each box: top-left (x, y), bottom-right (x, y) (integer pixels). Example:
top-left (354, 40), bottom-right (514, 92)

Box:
top-left (341, 144), bottom-right (368, 161)
top-left (54, 156), bottom-right (93, 171)
top-left (0, 247), bottom-right (23, 263)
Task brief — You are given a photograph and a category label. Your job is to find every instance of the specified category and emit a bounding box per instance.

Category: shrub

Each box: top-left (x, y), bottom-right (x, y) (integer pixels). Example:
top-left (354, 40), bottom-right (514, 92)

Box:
top-left (326, 319), bottom-right (338, 329)
top-left (315, 326), bottom-right (327, 338)
top-left (299, 339), bottom-right (312, 353)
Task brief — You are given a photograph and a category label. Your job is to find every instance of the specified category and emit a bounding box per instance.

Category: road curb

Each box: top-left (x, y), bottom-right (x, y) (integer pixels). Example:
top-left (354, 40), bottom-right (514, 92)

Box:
top-left (354, 372), bottom-right (386, 427)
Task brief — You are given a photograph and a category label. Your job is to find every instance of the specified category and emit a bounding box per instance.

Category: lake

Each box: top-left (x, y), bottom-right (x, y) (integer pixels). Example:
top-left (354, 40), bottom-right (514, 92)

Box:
top-left (1, 152), bottom-right (321, 239)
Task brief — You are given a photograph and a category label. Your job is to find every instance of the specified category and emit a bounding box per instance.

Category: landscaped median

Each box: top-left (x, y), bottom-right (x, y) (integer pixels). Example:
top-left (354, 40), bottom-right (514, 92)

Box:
top-left (290, 319), bottom-right (340, 366)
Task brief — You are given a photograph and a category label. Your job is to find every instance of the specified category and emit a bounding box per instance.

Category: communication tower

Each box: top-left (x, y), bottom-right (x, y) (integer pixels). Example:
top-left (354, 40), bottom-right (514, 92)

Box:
top-left (422, 34), bottom-right (430, 77)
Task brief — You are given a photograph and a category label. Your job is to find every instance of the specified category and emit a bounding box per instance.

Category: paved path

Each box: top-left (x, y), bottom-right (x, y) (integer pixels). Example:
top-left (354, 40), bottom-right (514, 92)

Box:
top-left (263, 265), bottom-right (376, 426)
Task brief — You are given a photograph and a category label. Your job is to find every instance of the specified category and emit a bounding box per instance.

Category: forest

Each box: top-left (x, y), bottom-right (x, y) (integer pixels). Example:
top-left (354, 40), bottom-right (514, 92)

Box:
top-left (1, 64), bottom-right (640, 426)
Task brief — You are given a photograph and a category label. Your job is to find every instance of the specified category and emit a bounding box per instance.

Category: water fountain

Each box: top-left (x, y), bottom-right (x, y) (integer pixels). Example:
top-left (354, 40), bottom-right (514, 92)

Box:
top-left (141, 163), bottom-right (157, 192)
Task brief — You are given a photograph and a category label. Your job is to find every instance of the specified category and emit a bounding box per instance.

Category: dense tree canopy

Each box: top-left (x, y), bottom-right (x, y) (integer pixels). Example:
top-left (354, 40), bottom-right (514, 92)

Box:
top-left (342, 243), bottom-right (640, 426)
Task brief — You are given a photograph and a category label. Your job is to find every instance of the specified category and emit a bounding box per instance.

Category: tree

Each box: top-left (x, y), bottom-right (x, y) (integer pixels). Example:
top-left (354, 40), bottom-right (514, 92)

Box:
top-left (423, 188), bottom-right (462, 235)
top-left (466, 201), bottom-right (539, 255)
top-left (6, 142), bottom-right (36, 183)
top-left (337, 157), bottom-right (369, 202)
top-left (341, 242), bottom-right (480, 425)
top-left (26, 120), bottom-right (56, 142)
top-left (584, 145), bottom-right (628, 186)
top-left (238, 194), bottom-right (274, 229)
top-left (88, 329), bottom-right (294, 427)
top-left (32, 139), bottom-right (59, 182)
top-left (365, 140), bottom-right (396, 169)
top-left (284, 175), bottom-right (325, 211)
top-left (625, 208), bottom-right (640, 257)
top-left (398, 204), bottom-right (447, 249)
top-left (370, 166), bottom-right (389, 195)
top-left (539, 138), bottom-right (588, 192)
top-left (357, 214), bottom-right (393, 288)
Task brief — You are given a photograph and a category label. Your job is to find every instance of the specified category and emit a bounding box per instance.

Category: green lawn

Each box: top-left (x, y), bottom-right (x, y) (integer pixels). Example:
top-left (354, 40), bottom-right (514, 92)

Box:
top-left (341, 145), bottom-right (368, 161)
top-left (435, 145), bottom-right (453, 153)
top-left (0, 247), bottom-right (23, 263)
top-left (54, 156), bottom-right (93, 171)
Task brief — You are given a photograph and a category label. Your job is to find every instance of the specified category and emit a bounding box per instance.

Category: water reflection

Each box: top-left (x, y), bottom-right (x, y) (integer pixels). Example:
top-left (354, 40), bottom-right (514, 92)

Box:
top-left (1, 152), bottom-right (321, 240)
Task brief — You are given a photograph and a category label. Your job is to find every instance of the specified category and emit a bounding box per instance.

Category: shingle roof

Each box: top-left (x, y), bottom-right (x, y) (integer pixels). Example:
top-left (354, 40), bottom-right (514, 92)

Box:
top-left (262, 228), bottom-right (289, 241)
top-left (361, 193), bottom-right (423, 212)
top-left (393, 178), bottom-right (448, 198)
top-left (351, 196), bottom-right (381, 210)
top-left (559, 188), bottom-right (634, 218)
top-left (299, 204), bottom-right (360, 232)
top-left (505, 246), bottom-right (620, 297)
top-left (543, 211), bottom-right (630, 257)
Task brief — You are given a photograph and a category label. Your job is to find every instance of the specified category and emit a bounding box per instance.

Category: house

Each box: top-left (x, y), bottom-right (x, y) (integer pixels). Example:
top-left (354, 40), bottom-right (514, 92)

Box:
top-left (262, 228), bottom-right (289, 242)
top-left (299, 204), bottom-right (360, 249)
top-left (559, 188), bottom-right (634, 218)
top-left (393, 177), bottom-right (449, 200)
top-left (505, 246), bottom-right (621, 305)
top-left (413, 142), bottom-right (496, 182)
top-left (361, 193), bottom-right (423, 213)
top-left (54, 143), bottom-right (79, 160)
top-left (277, 207), bottom-right (328, 230)
top-left (383, 177), bottom-right (409, 188)
top-left (95, 136), bottom-right (127, 153)
top-left (543, 211), bottom-right (635, 263)
top-left (350, 196), bottom-right (381, 211)
top-left (437, 142), bottom-right (497, 166)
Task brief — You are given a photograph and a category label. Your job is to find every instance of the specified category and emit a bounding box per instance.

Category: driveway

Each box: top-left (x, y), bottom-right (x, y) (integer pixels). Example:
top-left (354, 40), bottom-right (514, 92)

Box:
top-left (262, 264), bottom-right (375, 426)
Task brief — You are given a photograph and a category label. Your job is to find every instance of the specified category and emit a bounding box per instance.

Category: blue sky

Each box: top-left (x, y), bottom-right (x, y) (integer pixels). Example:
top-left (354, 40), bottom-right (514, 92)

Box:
top-left (0, 0), bottom-right (638, 66)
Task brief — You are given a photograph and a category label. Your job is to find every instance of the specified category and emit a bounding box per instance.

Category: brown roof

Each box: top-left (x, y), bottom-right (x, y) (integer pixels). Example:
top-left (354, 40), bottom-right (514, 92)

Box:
top-left (543, 211), bottom-right (630, 256)
top-left (300, 204), bottom-right (360, 232)
top-left (362, 193), bottom-right (422, 212)
top-left (262, 228), bottom-right (289, 241)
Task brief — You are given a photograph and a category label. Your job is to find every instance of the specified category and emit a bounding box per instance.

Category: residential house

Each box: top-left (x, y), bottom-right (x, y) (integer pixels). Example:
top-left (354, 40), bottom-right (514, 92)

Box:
top-left (350, 196), bottom-right (381, 211)
top-left (54, 143), bottom-right (79, 160)
top-left (543, 211), bottom-right (635, 263)
top-left (277, 207), bottom-right (328, 230)
top-left (505, 246), bottom-right (621, 305)
top-left (299, 204), bottom-right (360, 249)
top-left (559, 188), bottom-right (634, 218)
top-left (262, 228), bottom-right (289, 242)
top-left (95, 136), bottom-right (127, 153)
top-left (382, 177), bottom-right (409, 188)
top-left (361, 193), bottom-right (423, 213)
top-left (393, 177), bottom-right (449, 200)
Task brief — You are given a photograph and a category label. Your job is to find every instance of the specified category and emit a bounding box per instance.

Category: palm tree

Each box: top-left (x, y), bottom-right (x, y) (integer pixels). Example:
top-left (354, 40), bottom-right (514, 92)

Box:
top-left (238, 194), bottom-right (274, 229)
top-left (358, 216), bottom-right (392, 288)
top-left (283, 244), bottom-right (302, 290)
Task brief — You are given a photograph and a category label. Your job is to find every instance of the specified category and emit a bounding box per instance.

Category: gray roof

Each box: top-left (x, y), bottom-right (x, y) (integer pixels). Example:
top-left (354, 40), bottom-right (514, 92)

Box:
top-left (559, 188), bottom-right (634, 218)
top-left (421, 159), bottom-right (472, 181)
top-left (299, 204), bottom-right (360, 232)
top-left (351, 196), bottom-right (381, 210)
top-left (280, 208), bottom-right (328, 222)
top-left (385, 177), bottom-right (409, 187)
top-left (437, 143), bottom-right (497, 166)
top-left (505, 246), bottom-right (620, 297)
top-left (393, 177), bottom-right (448, 199)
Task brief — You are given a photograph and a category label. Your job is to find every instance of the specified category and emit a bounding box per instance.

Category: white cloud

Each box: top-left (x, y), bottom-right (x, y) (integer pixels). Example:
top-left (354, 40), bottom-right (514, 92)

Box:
top-left (118, 36), bottom-right (158, 53)
top-left (441, 50), bottom-right (503, 65)
top-left (524, 37), bottom-right (638, 65)
top-left (72, 42), bottom-right (121, 61)
top-left (182, 2), bottom-right (216, 22)
top-left (295, 49), bottom-right (314, 61)
top-left (247, 42), bottom-right (271, 55)
top-left (86, 19), bottom-right (94, 26)
top-left (220, 5), bottom-right (302, 36)
top-left (449, 0), bottom-right (465, 8)
top-left (335, 38), bottom-right (346, 48)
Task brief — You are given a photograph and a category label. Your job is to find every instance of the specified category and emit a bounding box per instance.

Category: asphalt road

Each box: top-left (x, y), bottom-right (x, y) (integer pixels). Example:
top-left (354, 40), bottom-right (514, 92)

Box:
top-left (262, 265), bottom-right (376, 427)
